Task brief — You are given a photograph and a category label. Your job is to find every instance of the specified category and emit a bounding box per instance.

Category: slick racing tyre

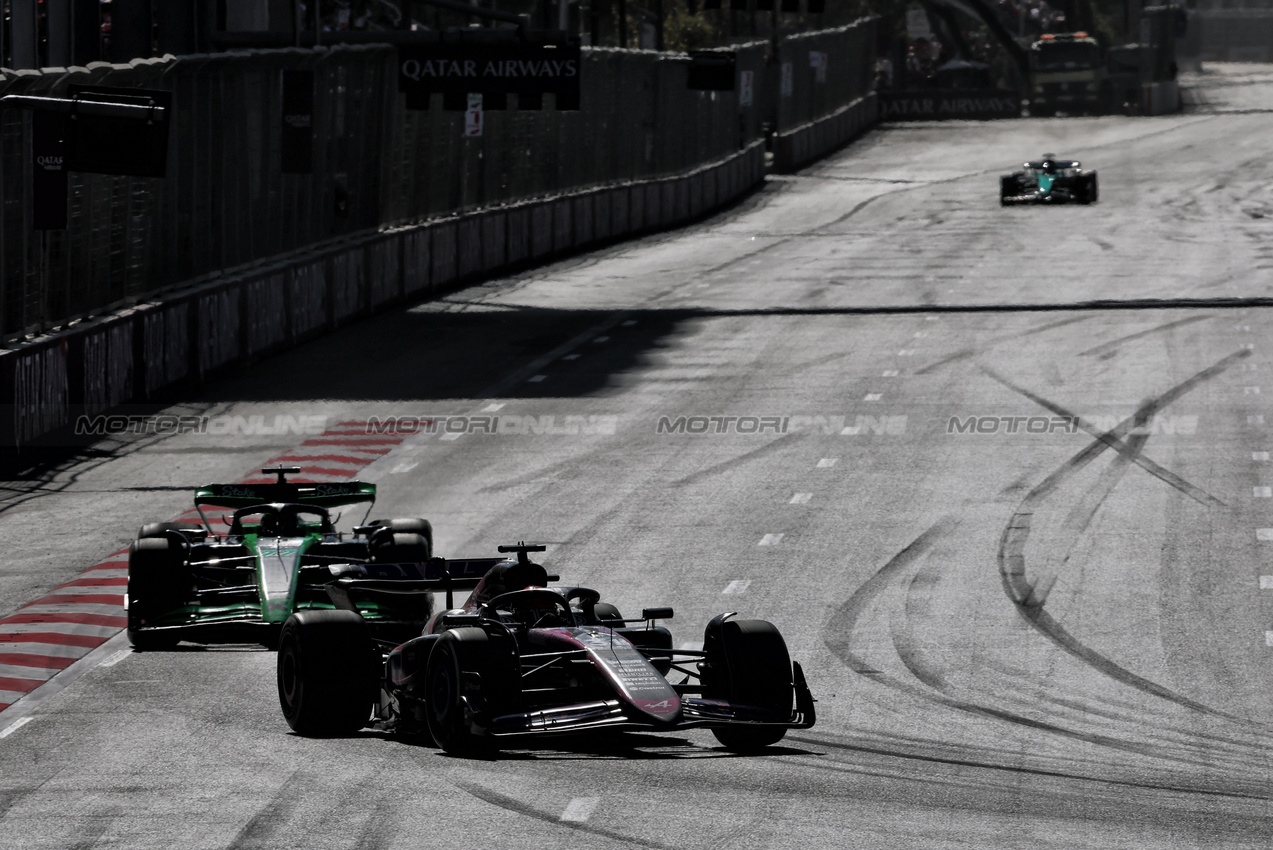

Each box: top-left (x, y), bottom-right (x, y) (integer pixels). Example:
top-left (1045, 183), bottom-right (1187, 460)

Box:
top-left (424, 627), bottom-right (518, 755)
top-left (593, 602), bottom-right (624, 626)
top-left (277, 610), bottom-right (378, 736)
top-left (701, 617), bottom-right (794, 751)
top-left (136, 521), bottom-right (199, 540)
top-left (1082, 172), bottom-right (1099, 205)
top-left (999, 175), bottom-right (1015, 206)
top-left (126, 537), bottom-right (190, 650)
top-left (369, 518), bottom-right (434, 555)
top-left (372, 532), bottom-right (430, 565)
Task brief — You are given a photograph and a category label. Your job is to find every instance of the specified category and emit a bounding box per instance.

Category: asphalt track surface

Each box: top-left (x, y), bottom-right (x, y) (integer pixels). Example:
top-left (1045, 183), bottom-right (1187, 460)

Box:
top-left (0, 64), bottom-right (1272, 849)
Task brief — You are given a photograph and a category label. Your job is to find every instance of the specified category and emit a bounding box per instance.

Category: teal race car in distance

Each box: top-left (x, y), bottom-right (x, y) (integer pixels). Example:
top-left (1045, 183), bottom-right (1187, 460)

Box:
top-left (126, 466), bottom-right (443, 650)
top-left (1000, 153), bottom-right (1098, 205)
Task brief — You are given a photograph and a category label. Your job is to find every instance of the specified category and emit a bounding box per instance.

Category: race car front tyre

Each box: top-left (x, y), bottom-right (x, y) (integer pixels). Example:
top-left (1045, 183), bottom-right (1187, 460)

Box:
top-left (1083, 172), bottom-right (1099, 204)
top-left (701, 617), bottom-right (794, 751)
top-left (593, 602), bottom-right (624, 626)
top-left (425, 627), bottom-right (518, 754)
top-left (126, 537), bottom-right (190, 650)
top-left (277, 610), bottom-right (378, 736)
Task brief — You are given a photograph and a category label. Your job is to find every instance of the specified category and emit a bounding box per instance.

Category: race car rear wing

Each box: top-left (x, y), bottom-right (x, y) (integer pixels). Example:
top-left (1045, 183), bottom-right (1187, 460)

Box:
top-left (194, 467), bottom-right (377, 511)
top-left (325, 556), bottom-right (560, 610)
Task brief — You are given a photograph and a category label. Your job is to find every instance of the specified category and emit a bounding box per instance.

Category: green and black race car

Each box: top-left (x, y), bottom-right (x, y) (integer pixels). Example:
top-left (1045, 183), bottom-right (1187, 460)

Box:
top-left (126, 466), bottom-right (447, 650)
top-left (1000, 154), bottom-right (1098, 205)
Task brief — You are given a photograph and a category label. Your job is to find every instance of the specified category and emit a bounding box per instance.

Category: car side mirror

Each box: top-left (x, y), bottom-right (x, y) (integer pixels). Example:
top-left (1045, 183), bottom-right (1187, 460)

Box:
top-left (642, 607), bottom-right (673, 621)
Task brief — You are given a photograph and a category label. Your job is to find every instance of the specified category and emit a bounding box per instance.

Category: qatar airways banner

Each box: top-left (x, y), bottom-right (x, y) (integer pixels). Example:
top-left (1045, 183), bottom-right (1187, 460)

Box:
top-left (398, 43), bottom-right (582, 110)
top-left (878, 89), bottom-right (1021, 121)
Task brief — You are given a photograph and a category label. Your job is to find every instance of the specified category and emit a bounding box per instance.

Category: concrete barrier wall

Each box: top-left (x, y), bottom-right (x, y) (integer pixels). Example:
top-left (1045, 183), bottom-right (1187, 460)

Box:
top-left (1142, 80), bottom-right (1181, 115)
top-left (774, 93), bottom-right (879, 174)
top-left (0, 141), bottom-right (769, 452)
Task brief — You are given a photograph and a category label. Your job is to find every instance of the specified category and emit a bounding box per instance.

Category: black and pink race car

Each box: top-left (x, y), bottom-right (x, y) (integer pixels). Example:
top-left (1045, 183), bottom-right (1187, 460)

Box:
top-left (276, 543), bottom-right (816, 753)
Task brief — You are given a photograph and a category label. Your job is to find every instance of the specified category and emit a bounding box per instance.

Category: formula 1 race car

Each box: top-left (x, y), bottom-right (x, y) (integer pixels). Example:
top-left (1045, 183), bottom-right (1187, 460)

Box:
top-left (1000, 153), bottom-right (1098, 205)
top-left (126, 466), bottom-right (440, 650)
top-left (276, 544), bottom-right (816, 753)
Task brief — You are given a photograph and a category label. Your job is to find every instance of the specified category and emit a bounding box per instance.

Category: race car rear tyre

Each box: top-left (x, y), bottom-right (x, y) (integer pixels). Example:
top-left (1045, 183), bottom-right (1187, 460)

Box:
top-left (370, 518), bottom-right (434, 554)
top-left (702, 617), bottom-right (794, 751)
top-left (126, 537), bottom-right (190, 650)
top-left (425, 627), bottom-right (518, 754)
top-left (999, 176), bottom-right (1015, 206)
top-left (372, 532), bottom-right (430, 564)
top-left (137, 521), bottom-right (199, 540)
top-left (277, 610), bottom-right (378, 736)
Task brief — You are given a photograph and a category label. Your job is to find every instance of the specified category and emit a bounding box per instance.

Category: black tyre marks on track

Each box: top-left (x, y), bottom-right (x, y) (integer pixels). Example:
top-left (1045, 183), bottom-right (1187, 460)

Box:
top-left (914, 314), bottom-right (1095, 376)
top-left (458, 781), bottom-right (677, 850)
top-left (823, 518), bottom-right (959, 675)
top-left (1077, 314), bottom-right (1213, 358)
top-left (981, 363), bottom-right (1229, 509)
top-left (994, 349), bottom-right (1252, 720)
top-left (820, 519), bottom-right (1236, 769)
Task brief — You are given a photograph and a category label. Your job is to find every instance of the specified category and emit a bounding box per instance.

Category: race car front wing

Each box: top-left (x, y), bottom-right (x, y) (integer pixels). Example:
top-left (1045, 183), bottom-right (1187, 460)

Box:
top-left (481, 661), bottom-right (816, 738)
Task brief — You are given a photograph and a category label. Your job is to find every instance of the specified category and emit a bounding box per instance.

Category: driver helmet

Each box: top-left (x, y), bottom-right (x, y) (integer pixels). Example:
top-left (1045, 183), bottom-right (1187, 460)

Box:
top-left (470, 559), bottom-right (550, 605)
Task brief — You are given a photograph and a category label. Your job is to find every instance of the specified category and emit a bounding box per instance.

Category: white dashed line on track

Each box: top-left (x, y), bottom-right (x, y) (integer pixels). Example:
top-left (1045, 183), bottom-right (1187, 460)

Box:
top-left (1255, 487), bottom-right (1272, 498)
top-left (897, 349), bottom-right (915, 357)
top-left (1265, 631), bottom-right (1273, 648)
top-left (1257, 529), bottom-right (1273, 541)
top-left (481, 403), bottom-right (505, 412)
top-left (1246, 386), bottom-right (1262, 395)
top-left (390, 461), bottom-right (419, 474)
top-left (0, 717), bottom-right (33, 739)
top-left (789, 493), bottom-right (812, 504)
top-left (882, 370), bottom-right (899, 377)
top-left (1254, 452), bottom-right (1269, 461)
top-left (1260, 576), bottom-right (1273, 590)
top-left (758, 534), bottom-right (784, 546)
top-left (561, 798), bottom-right (600, 823)
top-left (440, 432), bottom-right (462, 442)
top-left (816, 458), bottom-right (838, 468)
top-left (723, 580), bottom-right (752, 594)
top-left (1250, 415), bottom-right (1265, 425)
top-left (864, 393), bottom-right (882, 401)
